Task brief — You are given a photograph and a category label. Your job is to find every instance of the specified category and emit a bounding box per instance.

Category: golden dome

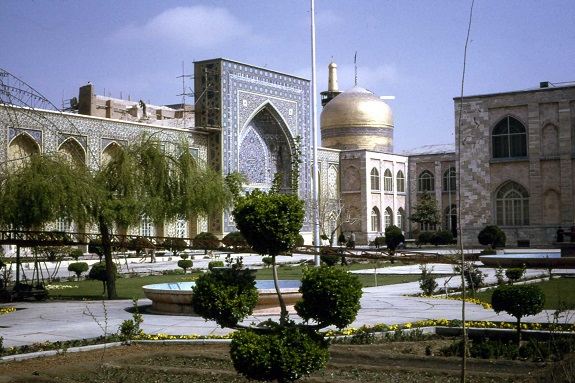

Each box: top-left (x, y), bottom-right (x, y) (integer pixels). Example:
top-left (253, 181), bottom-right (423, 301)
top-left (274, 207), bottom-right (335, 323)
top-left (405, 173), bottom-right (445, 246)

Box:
top-left (320, 86), bottom-right (394, 151)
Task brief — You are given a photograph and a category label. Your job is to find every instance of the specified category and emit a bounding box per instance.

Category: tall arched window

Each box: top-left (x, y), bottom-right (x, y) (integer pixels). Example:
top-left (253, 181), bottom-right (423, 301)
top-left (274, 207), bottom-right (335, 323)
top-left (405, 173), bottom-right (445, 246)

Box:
top-left (371, 207), bottom-right (380, 232)
top-left (397, 208), bottom-right (405, 231)
top-left (396, 170), bottom-right (405, 193)
top-left (383, 169), bottom-right (393, 192)
top-left (444, 205), bottom-right (457, 232)
top-left (140, 215), bottom-right (156, 237)
top-left (370, 167), bottom-right (380, 191)
top-left (418, 170), bottom-right (434, 192)
top-left (443, 167), bottom-right (456, 192)
top-left (492, 116), bottom-right (527, 158)
top-left (385, 207), bottom-right (393, 228)
top-left (495, 181), bottom-right (529, 225)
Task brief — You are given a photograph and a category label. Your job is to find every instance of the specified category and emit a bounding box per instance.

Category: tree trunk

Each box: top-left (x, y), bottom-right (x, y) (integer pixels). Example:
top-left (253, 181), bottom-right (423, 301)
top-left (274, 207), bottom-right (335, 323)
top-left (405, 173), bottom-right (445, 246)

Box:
top-left (272, 256), bottom-right (288, 325)
top-left (99, 216), bottom-right (118, 300)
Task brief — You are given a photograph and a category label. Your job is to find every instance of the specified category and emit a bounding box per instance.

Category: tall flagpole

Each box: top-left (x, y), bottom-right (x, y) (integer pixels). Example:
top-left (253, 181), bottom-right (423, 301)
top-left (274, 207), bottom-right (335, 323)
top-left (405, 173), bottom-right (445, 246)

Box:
top-left (311, 0), bottom-right (320, 265)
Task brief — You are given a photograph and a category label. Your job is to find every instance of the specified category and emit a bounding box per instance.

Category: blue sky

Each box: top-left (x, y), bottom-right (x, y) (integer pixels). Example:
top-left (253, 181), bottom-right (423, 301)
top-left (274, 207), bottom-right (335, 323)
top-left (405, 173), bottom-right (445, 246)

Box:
top-left (2, 0), bottom-right (573, 153)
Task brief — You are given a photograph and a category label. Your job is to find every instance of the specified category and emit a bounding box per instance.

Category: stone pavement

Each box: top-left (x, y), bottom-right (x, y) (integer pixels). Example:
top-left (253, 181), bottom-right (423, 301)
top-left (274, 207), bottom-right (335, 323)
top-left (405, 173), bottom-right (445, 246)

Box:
top-left (1, 251), bottom-right (574, 349)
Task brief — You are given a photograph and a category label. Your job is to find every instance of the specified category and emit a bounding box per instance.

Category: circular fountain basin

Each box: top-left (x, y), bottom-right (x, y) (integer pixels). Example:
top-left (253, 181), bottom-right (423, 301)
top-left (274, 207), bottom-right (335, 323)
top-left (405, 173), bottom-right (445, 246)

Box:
top-left (142, 280), bottom-right (302, 315)
top-left (479, 253), bottom-right (575, 268)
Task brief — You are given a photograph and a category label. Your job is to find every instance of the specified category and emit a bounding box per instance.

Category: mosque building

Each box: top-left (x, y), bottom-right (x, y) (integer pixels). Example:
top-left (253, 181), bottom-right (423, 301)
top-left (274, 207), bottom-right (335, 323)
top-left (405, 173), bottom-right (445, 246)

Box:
top-left (1, 59), bottom-right (574, 248)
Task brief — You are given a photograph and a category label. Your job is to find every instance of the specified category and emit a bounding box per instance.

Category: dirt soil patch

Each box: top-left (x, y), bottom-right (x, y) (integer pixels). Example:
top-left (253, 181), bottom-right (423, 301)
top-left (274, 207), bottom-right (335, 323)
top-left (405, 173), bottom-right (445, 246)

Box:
top-left (0, 340), bottom-right (568, 382)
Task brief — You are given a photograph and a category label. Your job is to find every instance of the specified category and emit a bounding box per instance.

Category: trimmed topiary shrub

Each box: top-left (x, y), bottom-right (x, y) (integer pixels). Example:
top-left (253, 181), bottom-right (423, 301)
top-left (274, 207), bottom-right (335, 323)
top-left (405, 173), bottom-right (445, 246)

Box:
top-left (384, 225), bottom-right (405, 252)
top-left (417, 231), bottom-right (433, 245)
top-left (374, 236), bottom-right (386, 248)
top-left (192, 267), bottom-right (258, 328)
top-left (68, 262), bottom-right (89, 280)
top-left (478, 225), bottom-right (506, 249)
top-left (295, 266), bottom-right (363, 329)
top-left (319, 248), bottom-right (339, 267)
top-left (208, 260), bottom-right (224, 271)
top-left (491, 284), bottom-right (545, 342)
top-left (88, 262), bottom-right (117, 295)
top-left (163, 237), bottom-right (188, 258)
top-left (222, 231), bottom-right (249, 251)
top-left (295, 234), bottom-right (305, 247)
top-left (177, 259), bottom-right (193, 274)
top-left (505, 267), bottom-right (525, 284)
top-left (193, 232), bottom-right (220, 254)
top-left (69, 249), bottom-right (84, 261)
top-left (230, 327), bottom-right (329, 383)
top-left (429, 230), bottom-right (454, 246)
top-left (261, 256), bottom-right (273, 267)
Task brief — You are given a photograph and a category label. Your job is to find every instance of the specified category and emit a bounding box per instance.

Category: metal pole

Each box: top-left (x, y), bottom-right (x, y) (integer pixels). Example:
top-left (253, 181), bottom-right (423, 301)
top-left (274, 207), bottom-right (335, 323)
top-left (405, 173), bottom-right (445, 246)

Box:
top-left (311, 0), bottom-right (321, 266)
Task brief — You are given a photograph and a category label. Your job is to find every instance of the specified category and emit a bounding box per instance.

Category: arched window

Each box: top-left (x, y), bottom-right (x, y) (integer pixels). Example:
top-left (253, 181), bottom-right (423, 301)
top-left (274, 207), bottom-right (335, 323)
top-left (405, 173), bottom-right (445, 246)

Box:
top-left (396, 170), bottom-right (405, 193)
top-left (418, 170), bottom-right (434, 192)
top-left (444, 205), bottom-right (457, 232)
top-left (492, 116), bottom-right (527, 158)
top-left (384, 207), bottom-right (393, 228)
top-left (371, 207), bottom-right (380, 232)
top-left (495, 181), bottom-right (529, 225)
top-left (443, 167), bottom-right (456, 192)
top-left (383, 169), bottom-right (393, 192)
top-left (140, 215), bottom-right (156, 237)
top-left (175, 218), bottom-right (188, 238)
top-left (397, 208), bottom-right (405, 231)
top-left (370, 167), bottom-right (380, 191)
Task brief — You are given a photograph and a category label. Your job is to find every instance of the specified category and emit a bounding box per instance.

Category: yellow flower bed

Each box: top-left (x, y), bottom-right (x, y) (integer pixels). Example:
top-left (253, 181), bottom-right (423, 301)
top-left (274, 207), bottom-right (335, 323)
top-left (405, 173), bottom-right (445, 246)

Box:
top-left (0, 307), bottom-right (16, 315)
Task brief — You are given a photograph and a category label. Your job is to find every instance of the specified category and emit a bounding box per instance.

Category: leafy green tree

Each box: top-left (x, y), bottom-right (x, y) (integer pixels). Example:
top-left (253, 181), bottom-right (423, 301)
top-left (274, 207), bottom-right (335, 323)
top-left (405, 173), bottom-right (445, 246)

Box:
top-left (193, 232), bottom-right (220, 254)
top-left (230, 327), bottom-right (329, 383)
top-left (222, 231), bottom-right (249, 251)
top-left (192, 267), bottom-right (258, 328)
top-left (384, 225), bottom-right (405, 253)
top-left (232, 189), bottom-right (304, 324)
top-left (88, 262), bottom-right (117, 295)
top-left (295, 266), bottom-right (362, 329)
top-left (162, 237), bottom-right (188, 258)
top-left (68, 262), bottom-right (89, 280)
top-left (193, 185), bottom-right (363, 382)
top-left (177, 259), bottom-right (193, 274)
top-left (408, 191), bottom-right (441, 230)
top-left (478, 225), bottom-right (507, 249)
top-left (491, 285), bottom-right (545, 342)
top-left (89, 137), bottom-right (234, 299)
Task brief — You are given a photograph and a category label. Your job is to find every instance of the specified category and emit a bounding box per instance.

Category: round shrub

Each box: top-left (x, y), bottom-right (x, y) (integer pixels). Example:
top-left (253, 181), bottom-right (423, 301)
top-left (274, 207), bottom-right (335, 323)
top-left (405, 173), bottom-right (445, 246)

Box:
top-left (69, 249), bottom-right (84, 261)
top-left (492, 284), bottom-right (545, 341)
top-left (417, 231), bottom-right (433, 245)
top-left (261, 256), bottom-right (273, 267)
top-left (374, 236), bottom-right (386, 247)
top-left (177, 259), bottom-right (193, 273)
top-left (319, 248), bottom-right (339, 267)
top-left (478, 225), bottom-right (506, 249)
top-left (295, 234), bottom-right (305, 247)
top-left (295, 266), bottom-right (362, 329)
top-left (88, 262), bottom-right (116, 282)
top-left (429, 230), bottom-right (453, 246)
top-left (385, 225), bottom-right (405, 251)
top-left (505, 267), bottom-right (525, 284)
top-left (222, 231), bottom-right (249, 251)
top-left (230, 328), bottom-right (329, 383)
top-left (193, 232), bottom-right (220, 253)
top-left (67, 262), bottom-right (89, 280)
top-left (192, 267), bottom-right (258, 328)
top-left (208, 260), bottom-right (224, 271)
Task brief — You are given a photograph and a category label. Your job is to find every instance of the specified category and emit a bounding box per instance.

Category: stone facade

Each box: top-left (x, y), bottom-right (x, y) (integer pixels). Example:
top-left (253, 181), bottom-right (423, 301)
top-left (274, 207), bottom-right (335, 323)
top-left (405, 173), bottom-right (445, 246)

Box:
top-left (455, 83), bottom-right (575, 247)
top-left (405, 145), bottom-right (457, 238)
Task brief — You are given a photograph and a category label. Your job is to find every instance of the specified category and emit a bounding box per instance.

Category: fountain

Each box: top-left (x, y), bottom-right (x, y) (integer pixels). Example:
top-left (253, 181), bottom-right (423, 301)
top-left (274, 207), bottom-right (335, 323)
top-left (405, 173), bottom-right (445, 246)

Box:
top-left (143, 280), bottom-right (302, 315)
top-left (479, 245), bottom-right (575, 268)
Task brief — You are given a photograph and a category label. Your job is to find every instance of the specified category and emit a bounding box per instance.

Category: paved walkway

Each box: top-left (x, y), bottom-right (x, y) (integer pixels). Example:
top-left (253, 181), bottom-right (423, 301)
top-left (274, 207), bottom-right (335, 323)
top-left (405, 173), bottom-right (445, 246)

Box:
top-left (1, 251), bottom-right (573, 348)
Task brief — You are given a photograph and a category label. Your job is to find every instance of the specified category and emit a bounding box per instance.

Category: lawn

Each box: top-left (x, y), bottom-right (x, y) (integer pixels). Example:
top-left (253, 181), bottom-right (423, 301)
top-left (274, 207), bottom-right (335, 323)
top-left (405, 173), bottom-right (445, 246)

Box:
top-left (471, 277), bottom-right (575, 311)
top-left (47, 263), bottom-right (420, 300)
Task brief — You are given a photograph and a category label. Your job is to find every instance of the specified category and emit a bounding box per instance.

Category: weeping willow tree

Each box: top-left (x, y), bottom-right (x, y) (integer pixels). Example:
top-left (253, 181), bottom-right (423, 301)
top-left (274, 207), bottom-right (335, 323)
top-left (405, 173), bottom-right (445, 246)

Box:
top-left (0, 153), bottom-right (94, 290)
top-left (90, 135), bottom-right (235, 299)
top-left (0, 134), bottom-right (236, 299)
